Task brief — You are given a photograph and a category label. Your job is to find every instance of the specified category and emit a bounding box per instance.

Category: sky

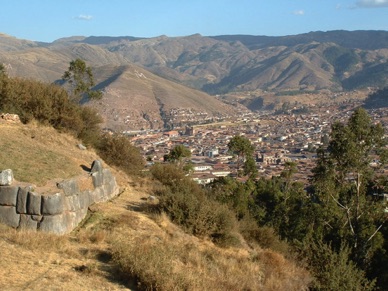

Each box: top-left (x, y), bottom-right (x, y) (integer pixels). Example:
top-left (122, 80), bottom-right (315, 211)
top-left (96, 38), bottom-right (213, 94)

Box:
top-left (0, 0), bottom-right (387, 42)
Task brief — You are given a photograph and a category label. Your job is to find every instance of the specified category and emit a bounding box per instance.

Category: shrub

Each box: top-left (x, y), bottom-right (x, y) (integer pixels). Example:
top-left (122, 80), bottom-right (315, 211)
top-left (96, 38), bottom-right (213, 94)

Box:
top-left (97, 133), bottom-right (145, 176)
top-left (150, 164), bottom-right (238, 246)
top-left (0, 75), bottom-right (145, 176)
top-left (0, 76), bottom-right (102, 145)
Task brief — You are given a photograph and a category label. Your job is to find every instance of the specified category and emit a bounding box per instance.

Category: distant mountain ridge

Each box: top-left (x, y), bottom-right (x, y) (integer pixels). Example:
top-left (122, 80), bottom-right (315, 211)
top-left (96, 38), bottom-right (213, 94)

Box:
top-left (0, 30), bottom-right (387, 130)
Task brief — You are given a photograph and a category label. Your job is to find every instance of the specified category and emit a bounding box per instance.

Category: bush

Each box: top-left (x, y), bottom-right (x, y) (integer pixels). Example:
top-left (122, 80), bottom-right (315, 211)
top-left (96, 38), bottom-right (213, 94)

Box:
top-left (150, 164), bottom-right (238, 246)
top-left (0, 76), bottom-right (102, 145)
top-left (0, 75), bottom-right (145, 176)
top-left (97, 133), bottom-right (145, 176)
top-left (299, 240), bottom-right (375, 290)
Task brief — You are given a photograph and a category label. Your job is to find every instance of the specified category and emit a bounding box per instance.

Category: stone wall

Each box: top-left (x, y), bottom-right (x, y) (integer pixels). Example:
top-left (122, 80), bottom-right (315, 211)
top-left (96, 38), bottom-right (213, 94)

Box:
top-left (0, 160), bottom-right (119, 234)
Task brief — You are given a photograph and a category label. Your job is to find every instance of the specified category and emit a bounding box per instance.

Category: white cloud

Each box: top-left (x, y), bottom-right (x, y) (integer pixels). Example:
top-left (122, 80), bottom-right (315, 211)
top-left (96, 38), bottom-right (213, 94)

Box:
top-left (75, 14), bottom-right (93, 21)
top-left (292, 10), bottom-right (305, 15)
top-left (355, 0), bottom-right (388, 8)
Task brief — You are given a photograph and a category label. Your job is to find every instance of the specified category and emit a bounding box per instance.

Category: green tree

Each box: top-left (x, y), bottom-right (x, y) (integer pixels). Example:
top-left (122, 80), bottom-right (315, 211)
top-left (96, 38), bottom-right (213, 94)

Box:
top-left (210, 177), bottom-right (255, 220)
top-left (312, 107), bottom-right (387, 269)
top-left (164, 144), bottom-right (191, 168)
top-left (62, 58), bottom-right (102, 101)
top-left (228, 135), bottom-right (255, 176)
top-left (300, 239), bottom-right (375, 290)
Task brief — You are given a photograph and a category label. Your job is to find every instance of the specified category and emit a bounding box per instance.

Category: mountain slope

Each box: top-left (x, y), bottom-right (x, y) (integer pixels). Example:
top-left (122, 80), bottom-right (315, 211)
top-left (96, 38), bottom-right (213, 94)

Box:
top-left (0, 120), bottom-right (311, 290)
top-left (89, 64), bottom-right (239, 130)
top-left (1, 30), bottom-right (388, 126)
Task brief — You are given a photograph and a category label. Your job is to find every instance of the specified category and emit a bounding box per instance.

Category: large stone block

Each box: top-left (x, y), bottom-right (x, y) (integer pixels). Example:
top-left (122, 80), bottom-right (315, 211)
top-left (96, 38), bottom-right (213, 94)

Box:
top-left (16, 186), bottom-right (32, 214)
top-left (74, 208), bottom-right (88, 226)
top-left (57, 179), bottom-right (80, 196)
top-left (103, 181), bottom-right (117, 199)
top-left (18, 214), bottom-right (38, 231)
top-left (27, 192), bottom-right (42, 215)
top-left (102, 169), bottom-right (114, 182)
top-left (92, 172), bottom-right (103, 188)
top-left (39, 214), bottom-right (68, 234)
top-left (0, 205), bottom-right (20, 228)
top-left (0, 169), bottom-right (14, 186)
top-left (0, 186), bottom-right (18, 206)
top-left (91, 187), bottom-right (107, 203)
top-left (65, 208), bottom-right (88, 230)
top-left (91, 160), bottom-right (103, 173)
top-left (64, 194), bottom-right (79, 212)
top-left (79, 191), bottom-right (91, 209)
top-left (41, 193), bottom-right (64, 215)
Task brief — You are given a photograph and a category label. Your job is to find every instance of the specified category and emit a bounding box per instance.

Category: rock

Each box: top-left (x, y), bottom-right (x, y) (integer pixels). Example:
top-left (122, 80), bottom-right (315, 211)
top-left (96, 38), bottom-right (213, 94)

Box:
top-left (0, 169), bottom-right (14, 186)
top-left (17, 186), bottom-right (32, 214)
top-left (39, 214), bottom-right (67, 234)
top-left (19, 214), bottom-right (38, 231)
top-left (0, 206), bottom-right (20, 228)
top-left (91, 160), bottom-right (103, 173)
top-left (64, 194), bottom-right (81, 212)
top-left (57, 179), bottom-right (79, 196)
top-left (41, 193), bottom-right (64, 215)
top-left (27, 192), bottom-right (42, 215)
top-left (78, 144), bottom-right (87, 150)
top-left (1, 113), bottom-right (20, 123)
top-left (79, 191), bottom-right (91, 209)
top-left (91, 172), bottom-right (103, 188)
top-left (0, 186), bottom-right (18, 206)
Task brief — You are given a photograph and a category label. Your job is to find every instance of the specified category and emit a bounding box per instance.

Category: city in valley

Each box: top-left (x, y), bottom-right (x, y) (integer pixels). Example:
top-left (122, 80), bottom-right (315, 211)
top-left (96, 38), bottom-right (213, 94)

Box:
top-left (130, 96), bottom-right (388, 185)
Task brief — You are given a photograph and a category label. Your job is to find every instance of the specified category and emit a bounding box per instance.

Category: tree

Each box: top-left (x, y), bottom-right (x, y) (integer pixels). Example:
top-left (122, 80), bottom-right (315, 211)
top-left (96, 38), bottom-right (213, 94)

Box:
top-left (164, 145), bottom-right (191, 168)
top-left (228, 135), bottom-right (255, 176)
top-left (62, 58), bottom-right (102, 101)
top-left (312, 107), bottom-right (387, 269)
top-left (299, 239), bottom-right (375, 290)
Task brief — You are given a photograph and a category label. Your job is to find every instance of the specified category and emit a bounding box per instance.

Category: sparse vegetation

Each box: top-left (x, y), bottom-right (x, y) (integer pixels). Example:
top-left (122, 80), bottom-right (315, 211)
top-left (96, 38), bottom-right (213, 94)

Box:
top-left (150, 164), bottom-right (239, 245)
top-left (0, 73), bottom-right (144, 176)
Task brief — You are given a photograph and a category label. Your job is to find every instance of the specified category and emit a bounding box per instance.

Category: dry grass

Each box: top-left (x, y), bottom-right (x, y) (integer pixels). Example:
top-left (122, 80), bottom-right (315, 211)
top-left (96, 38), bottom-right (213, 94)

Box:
top-left (0, 121), bottom-right (311, 290)
top-left (0, 121), bottom-right (101, 186)
top-left (0, 223), bottom-right (129, 291)
top-left (108, 204), bottom-right (311, 291)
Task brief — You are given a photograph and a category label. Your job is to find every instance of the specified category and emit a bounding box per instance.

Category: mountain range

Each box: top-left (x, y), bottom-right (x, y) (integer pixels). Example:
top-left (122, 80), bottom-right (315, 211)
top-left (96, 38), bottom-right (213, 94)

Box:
top-left (0, 30), bottom-right (387, 130)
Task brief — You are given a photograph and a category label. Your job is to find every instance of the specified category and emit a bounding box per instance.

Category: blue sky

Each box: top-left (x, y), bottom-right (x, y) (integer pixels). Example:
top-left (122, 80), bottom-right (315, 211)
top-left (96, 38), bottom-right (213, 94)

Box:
top-left (0, 0), bottom-right (387, 42)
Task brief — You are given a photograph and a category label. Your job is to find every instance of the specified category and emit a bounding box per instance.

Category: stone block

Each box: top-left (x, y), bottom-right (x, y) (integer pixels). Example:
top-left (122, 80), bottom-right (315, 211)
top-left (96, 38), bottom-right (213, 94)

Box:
top-left (56, 179), bottom-right (80, 196)
top-left (39, 214), bottom-right (68, 235)
top-left (103, 182), bottom-right (115, 199)
top-left (92, 187), bottom-right (107, 203)
top-left (65, 194), bottom-right (82, 211)
top-left (91, 160), bottom-right (103, 173)
top-left (27, 192), bottom-right (41, 215)
top-left (17, 186), bottom-right (32, 214)
top-left (92, 172), bottom-right (103, 188)
top-left (0, 169), bottom-right (14, 186)
top-left (0, 186), bottom-right (18, 206)
top-left (41, 193), bottom-right (64, 215)
top-left (0, 205), bottom-right (20, 228)
top-left (102, 168), bottom-right (113, 182)
top-left (79, 191), bottom-right (91, 209)
top-left (74, 208), bottom-right (88, 226)
top-left (18, 214), bottom-right (38, 231)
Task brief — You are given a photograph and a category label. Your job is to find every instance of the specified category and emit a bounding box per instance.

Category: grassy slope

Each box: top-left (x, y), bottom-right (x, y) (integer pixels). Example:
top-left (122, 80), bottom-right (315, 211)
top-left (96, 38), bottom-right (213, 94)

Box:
top-left (0, 120), bottom-right (311, 290)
